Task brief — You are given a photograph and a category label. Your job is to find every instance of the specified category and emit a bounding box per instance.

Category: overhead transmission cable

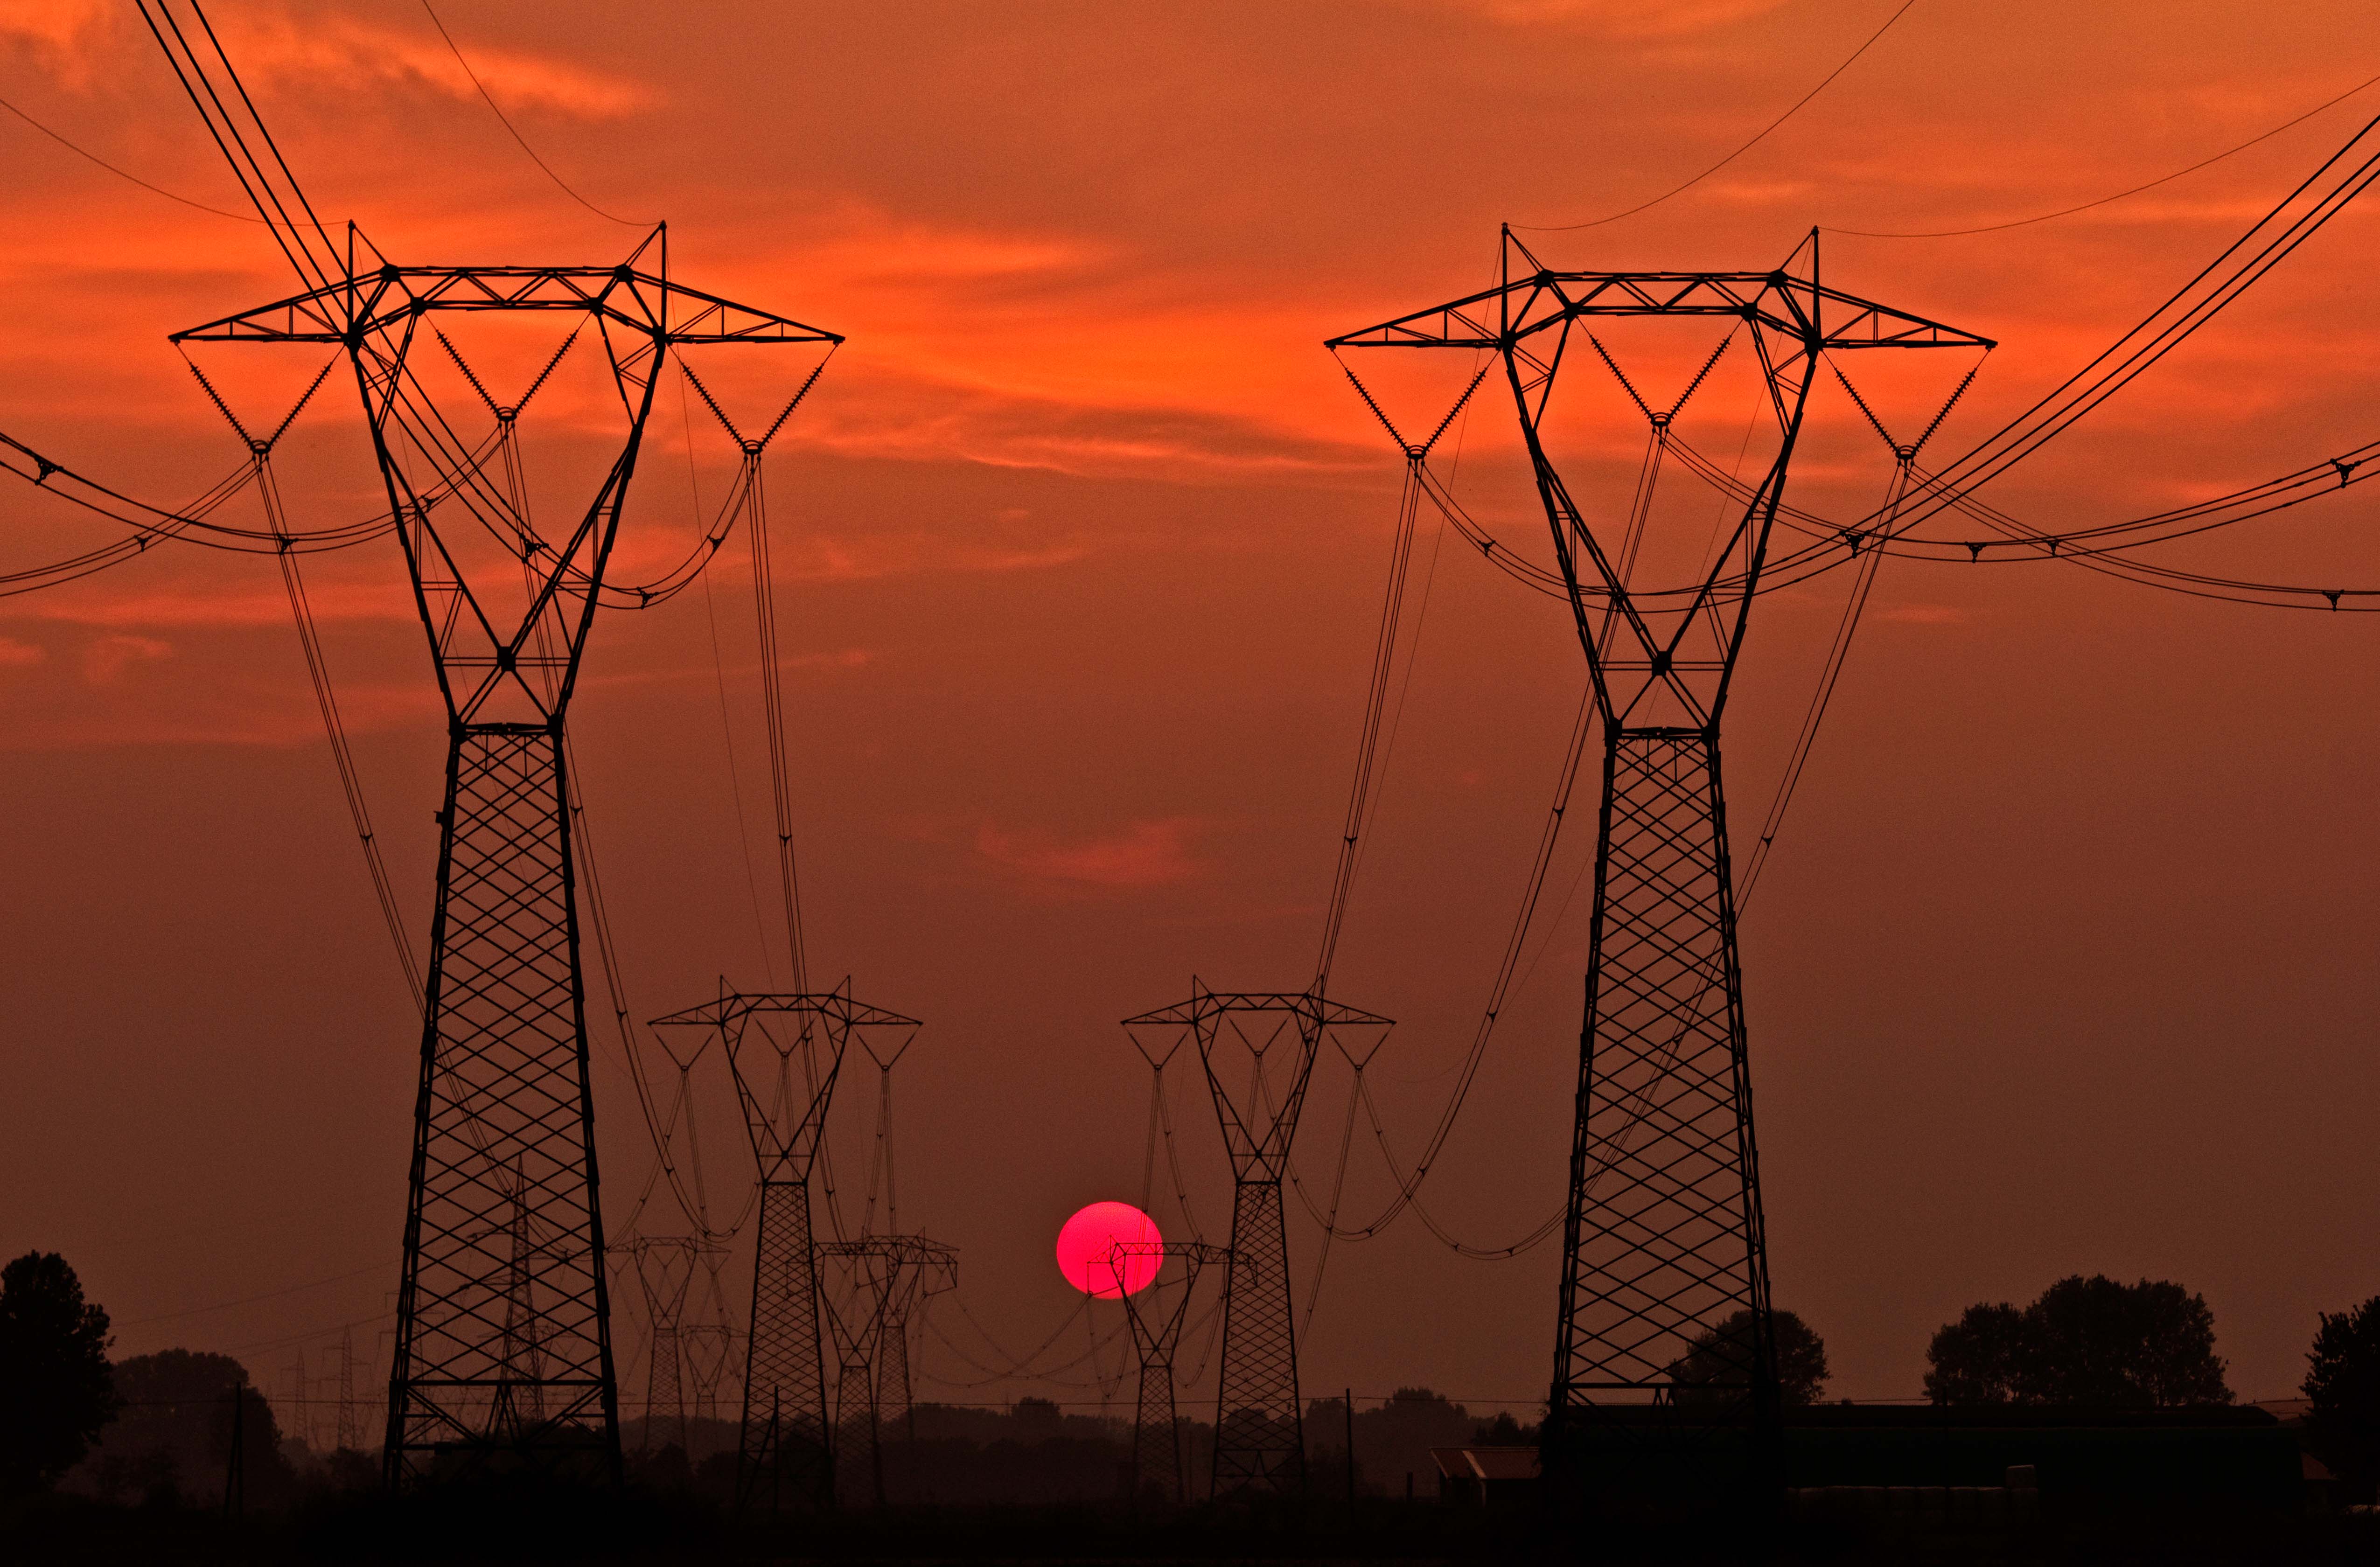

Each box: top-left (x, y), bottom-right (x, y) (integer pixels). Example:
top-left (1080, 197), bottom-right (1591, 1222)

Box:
top-left (1515, 0), bottom-right (1923, 232)
top-left (1827, 65), bottom-right (2380, 239)
top-left (140, 2), bottom-right (769, 1250)
top-left (417, 0), bottom-right (649, 228)
top-left (1305, 105), bottom-right (2380, 1259)
top-left (0, 89), bottom-right (261, 221)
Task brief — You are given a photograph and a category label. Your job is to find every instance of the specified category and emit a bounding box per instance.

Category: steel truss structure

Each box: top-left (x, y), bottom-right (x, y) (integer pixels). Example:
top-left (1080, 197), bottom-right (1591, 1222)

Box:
top-left (868, 1239), bottom-right (952, 1487)
top-left (652, 985), bottom-right (920, 1512)
top-left (1124, 984), bottom-right (1390, 1497)
top-left (626, 1238), bottom-right (700, 1455)
top-left (1331, 232), bottom-right (1989, 1481)
top-left (174, 228), bottom-right (838, 1488)
top-left (817, 1236), bottom-right (957, 1506)
top-left (1109, 1240), bottom-right (1230, 1505)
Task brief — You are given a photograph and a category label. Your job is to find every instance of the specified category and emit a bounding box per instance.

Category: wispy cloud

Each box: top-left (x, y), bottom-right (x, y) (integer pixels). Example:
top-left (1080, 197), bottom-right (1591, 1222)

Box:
top-left (975, 817), bottom-right (1205, 895)
top-left (0, 0), bottom-right (109, 56)
top-left (21, 581), bottom-right (408, 631)
top-left (81, 633), bottom-right (170, 684)
top-left (2, 4), bottom-right (653, 116)
top-left (207, 13), bottom-right (654, 119)
top-left (1459, 0), bottom-right (1789, 39)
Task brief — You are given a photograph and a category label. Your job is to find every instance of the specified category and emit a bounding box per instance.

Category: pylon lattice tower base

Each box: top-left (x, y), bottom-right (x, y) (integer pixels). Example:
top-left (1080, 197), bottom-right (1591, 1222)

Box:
top-left (1125, 984), bottom-right (1389, 1497)
top-left (1111, 1240), bottom-right (1228, 1505)
top-left (174, 228), bottom-right (839, 1486)
top-left (821, 1237), bottom-right (956, 1507)
top-left (1332, 232), bottom-right (1989, 1496)
top-left (653, 985), bottom-right (920, 1512)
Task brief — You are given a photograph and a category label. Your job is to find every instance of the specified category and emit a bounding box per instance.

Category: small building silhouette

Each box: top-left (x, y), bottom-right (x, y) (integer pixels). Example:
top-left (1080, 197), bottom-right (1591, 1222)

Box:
top-left (1429, 1445), bottom-right (1539, 1505)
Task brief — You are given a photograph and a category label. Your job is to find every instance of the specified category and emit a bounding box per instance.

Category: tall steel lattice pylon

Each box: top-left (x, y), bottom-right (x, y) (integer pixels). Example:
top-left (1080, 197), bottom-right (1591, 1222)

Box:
top-left (1331, 231), bottom-right (1990, 1483)
top-left (1124, 985), bottom-right (1390, 1497)
top-left (174, 229), bottom-right (841, 1487)
top-left (651, 986), bottom-right (921, 1512)
top-left (1109, 1240), bottom-right (1228, 1506)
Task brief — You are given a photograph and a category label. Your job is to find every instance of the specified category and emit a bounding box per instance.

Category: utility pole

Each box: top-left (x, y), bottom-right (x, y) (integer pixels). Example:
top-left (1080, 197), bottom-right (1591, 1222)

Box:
top-left (1331, 230), bottom-right (1989, 1501)
top-left (1344, 1387), bottom-right (1356, 1501)
top-left (1124, 985), bottom-right (1389, 1497)
top-left (223, 1382), bottom-right (245, 1518)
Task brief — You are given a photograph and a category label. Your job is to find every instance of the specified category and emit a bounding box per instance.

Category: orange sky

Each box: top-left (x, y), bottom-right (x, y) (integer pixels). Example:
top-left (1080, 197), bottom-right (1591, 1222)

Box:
top-left (5, 0), bottom-right (2380, 1418)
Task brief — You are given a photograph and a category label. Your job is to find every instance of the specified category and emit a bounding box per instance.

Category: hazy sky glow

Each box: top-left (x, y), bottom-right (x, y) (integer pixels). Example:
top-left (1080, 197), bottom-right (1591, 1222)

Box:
top-left (4, 0), bottom-right (2380, 1419)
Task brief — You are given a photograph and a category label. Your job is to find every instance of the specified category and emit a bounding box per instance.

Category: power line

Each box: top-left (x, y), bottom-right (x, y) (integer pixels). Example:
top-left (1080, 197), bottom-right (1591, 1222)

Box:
top-left (417, 0), bottom-right (648, 228)
top-left (0, 89), bottom-right (261, 222)
top-left (117, 1264), bottom-right (386, 1329)
top-left (1515, 0), bottom-right (1923, 232)
top-left (1828, 65), bottom-right (2380, 239)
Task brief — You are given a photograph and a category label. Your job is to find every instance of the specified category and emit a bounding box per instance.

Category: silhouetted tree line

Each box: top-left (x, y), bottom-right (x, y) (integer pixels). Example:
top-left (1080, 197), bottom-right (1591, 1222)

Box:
top-left (1925, 1274), bottom-right (2232, 1407)
top-left (627, 1390), bottom-right (1542, 1505)
top-left (0, 1251), bottom-right (113, 1496)
top-left (1667, 1309), bottom-right (1831, 1407)
top-left (17, 1248), bottom-right (2380, 1510)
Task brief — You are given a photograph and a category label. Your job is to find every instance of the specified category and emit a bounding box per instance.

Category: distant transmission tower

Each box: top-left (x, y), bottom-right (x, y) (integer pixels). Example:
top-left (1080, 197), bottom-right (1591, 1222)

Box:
top-left (1124, 984), bottom-right (1390, 1496)
top-left (1110, 1239), bottom-right (1228, 1505)
top-left (629, 1239), bottom-right (699, 1454)
top-left (874, 1240), bottom-right (956, 1461)
top-left (684, 1323), bottom-right (739, 1456)
top-left (336, 1329), bottom-right (362, 1454)
top-left (819, 1236), bottom-right (957, 1506)
top-left (652, 986), bottom-right (920, 1511)
top-left (876, 1300), bottom-right (916, 1449)
top-left (1330, 232), bottom-right (1988, 1486)
top-left (172, 221), bottom-right (838, 1483)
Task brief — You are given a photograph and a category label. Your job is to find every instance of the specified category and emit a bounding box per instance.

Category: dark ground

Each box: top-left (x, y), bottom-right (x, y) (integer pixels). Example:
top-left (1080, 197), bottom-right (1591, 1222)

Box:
top-left (5, 1480), bottom-right (2379, 1567)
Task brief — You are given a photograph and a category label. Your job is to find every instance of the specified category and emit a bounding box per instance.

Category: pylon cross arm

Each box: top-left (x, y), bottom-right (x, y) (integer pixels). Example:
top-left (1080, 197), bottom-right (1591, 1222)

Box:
top-left (171, 264), bottom-right (842, 348)
top-left (1327, 270), bottom-right (1994, 355)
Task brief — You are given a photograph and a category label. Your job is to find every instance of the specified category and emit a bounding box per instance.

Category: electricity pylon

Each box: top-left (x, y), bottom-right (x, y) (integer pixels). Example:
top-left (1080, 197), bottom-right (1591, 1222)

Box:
top-left (876, 1295), bottom-right (917, 1447)
top-left (1124, 984), bottom-right (1390, 1497)
top-left (1330, 231), bottom-right (1989, 1487)
top-left (684, 1322), bottom-right (739, 1453)
top-left (336, 1329), bottom-right (362, 1454)
top-left (819, 1236), bottom-right (957, 1506)
top-left (628, 1238), bottom-right (700, 1454)
top-left (1109, 1239), bottom-right (1229, 1505)
top-left (652, 984), bottom-right (920, 1512)
top-left (174, 227), bottom-right (838, 1487)
top-left (873, 1239), bottom-right (956, 1476)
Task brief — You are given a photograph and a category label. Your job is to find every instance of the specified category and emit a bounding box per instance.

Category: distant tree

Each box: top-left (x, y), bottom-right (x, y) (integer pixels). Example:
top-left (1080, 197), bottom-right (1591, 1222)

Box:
top-left (1925, 1275), bottom-right (2230, 1408)
top-left (1925, 1302), bottom-right (2024, 1405)
top-left (2302, 1295), bottom-right (2380, 1503)
top-left (1668, 1309), bottom-right (1829, 1407)
top-left (84, 1350), bottom-right (292, 1508)
top-left (1364, 1387), bottom-right (1478, 1490)
top-left (1473, 1410), bottom-right (1535, 1445)
top-left (0, 1251), bottom-right (117, 1494)
top-left (2018, 1275), bottom-right (2229, 1407)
